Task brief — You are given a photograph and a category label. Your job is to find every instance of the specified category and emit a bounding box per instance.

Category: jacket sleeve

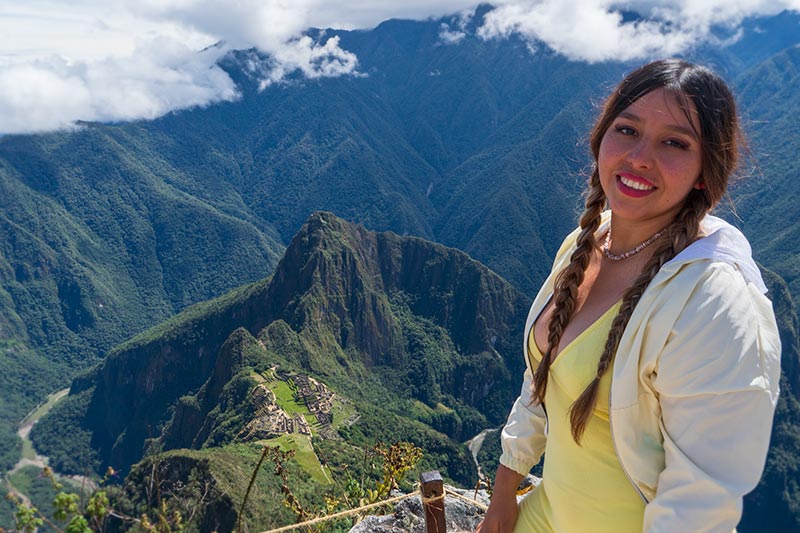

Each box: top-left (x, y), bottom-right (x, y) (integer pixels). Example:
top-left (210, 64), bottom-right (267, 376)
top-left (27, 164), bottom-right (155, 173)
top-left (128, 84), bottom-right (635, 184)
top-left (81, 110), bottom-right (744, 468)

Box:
top-left (499, 366), bottom-right (548, 475)
top-left (644, 262), bottom-right (781, 532)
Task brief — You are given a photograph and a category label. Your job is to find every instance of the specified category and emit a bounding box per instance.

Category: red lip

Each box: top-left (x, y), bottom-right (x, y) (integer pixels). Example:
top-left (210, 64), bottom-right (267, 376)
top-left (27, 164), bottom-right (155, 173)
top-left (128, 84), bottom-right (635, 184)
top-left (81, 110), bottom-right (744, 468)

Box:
top-left (616, 172), bottom-right (656, 198)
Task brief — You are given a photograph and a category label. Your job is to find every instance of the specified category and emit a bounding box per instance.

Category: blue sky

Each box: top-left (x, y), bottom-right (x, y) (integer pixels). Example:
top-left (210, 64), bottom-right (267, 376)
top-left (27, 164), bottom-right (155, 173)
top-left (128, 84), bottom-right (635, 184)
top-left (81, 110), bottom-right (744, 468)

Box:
top-left (0, 0), bottom-right (798, 134)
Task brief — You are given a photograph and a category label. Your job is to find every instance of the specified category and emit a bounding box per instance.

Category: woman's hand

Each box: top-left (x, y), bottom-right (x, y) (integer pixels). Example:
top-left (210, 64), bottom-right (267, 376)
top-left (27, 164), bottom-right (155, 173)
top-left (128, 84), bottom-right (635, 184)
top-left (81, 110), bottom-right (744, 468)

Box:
top-left (474, 492), bottom-right (519, 533)
top-left (474, 465), bottom-right (524, 533)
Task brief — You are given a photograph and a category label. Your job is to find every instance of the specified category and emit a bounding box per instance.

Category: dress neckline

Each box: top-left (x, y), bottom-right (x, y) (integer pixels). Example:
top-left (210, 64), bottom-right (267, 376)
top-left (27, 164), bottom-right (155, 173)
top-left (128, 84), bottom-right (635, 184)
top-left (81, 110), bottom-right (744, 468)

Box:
top-left (531, 300), bottom-right (622, 368)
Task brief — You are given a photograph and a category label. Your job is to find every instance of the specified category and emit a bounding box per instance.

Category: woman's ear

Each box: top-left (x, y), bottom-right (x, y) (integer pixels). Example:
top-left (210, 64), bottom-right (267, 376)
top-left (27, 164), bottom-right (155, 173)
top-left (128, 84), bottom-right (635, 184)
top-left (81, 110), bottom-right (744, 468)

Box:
top-left (694, 179), bottom-right (705, 190)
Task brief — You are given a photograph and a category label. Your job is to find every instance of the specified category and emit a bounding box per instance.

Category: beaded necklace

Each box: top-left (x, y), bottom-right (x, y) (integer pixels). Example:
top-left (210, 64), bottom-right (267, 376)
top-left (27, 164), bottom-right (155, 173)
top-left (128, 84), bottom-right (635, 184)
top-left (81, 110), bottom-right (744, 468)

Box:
top-left (601, 224), bottom-right (666, 261)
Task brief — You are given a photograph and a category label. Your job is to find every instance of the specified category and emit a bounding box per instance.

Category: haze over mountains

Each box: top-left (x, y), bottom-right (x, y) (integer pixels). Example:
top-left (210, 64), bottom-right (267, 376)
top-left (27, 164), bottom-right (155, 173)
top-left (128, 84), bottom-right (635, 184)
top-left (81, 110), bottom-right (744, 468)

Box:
top-left (1, 4), bottom-right (800, 530)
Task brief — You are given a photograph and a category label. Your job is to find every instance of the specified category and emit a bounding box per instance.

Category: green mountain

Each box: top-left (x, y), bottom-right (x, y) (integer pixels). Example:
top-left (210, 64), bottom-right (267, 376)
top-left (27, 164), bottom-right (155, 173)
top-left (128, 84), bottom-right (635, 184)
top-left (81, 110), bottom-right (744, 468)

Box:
top-left (31, 212), bottom-right (530, 529)
top-left (733, 45), bottom-right (800, 297)
top-left (2, 5), bottom-right (800, 530)
top-left (0, 127), bottom-right (285, 490)
top-left (741, 268), bottom-right (800, 531)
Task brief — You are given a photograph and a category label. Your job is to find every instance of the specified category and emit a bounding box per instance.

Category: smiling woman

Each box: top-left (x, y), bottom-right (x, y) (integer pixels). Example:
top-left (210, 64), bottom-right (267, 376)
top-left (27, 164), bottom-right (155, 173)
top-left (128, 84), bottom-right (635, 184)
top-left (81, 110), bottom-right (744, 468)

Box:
top-left (599, 88), bottom-right (704, 242)
top-left (476, 59), bottom-right (781, 533)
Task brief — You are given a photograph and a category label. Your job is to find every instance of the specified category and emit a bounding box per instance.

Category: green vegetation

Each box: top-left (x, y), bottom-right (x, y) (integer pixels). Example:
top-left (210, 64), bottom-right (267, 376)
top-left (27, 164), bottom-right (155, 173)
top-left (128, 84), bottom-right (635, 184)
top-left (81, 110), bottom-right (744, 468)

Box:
top-left (27, 212), bottom-right (527, 531)
top-left (474, 427), bottom-right (543, 483)
top-left (29, 389), bottom-right (100, 476)
top-left (3, 9), bottom-right (800, 531)
top-left (8, 466), bottom-right (76, 525)
top-left (7, 439), bottom-right (425, 532)
top-left (0, 423), bottom-right (21, 473)
top-left (260, 434), bottom-right (332, 484)
top-left (112, 275), bottom-right (273, 356)
top-left (475, 428), bottom-right (502, 481)
top-left (0, 478), bottom-right (16, 527)
top-left (735, 46), bottom-right (800, 300)
top-left (268, 379), bottom-right (312, 419)
top-left (0, 339), bottom-right (63, 480)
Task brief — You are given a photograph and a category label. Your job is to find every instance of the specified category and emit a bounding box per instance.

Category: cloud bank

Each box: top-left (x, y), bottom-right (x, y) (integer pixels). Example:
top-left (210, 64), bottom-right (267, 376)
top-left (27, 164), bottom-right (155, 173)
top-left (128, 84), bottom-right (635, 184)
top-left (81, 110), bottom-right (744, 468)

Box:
top-left (480, 0), bottom-right (800, 62)
top-left (0, 39), bottom-right (237, 134)
top-left (0, 0), bottom-right (798, 134)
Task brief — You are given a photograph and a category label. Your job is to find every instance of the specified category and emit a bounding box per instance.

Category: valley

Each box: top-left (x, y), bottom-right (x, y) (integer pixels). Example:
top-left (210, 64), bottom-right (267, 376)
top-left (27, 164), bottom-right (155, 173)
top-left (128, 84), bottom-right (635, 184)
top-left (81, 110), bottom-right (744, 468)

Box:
top-left (1, 5), bottom-right (799, 531)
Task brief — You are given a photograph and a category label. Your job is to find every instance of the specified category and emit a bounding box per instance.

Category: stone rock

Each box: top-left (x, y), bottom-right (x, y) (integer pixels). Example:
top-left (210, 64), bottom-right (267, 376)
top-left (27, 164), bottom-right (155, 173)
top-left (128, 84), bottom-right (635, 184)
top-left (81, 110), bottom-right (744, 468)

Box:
top-left (349, 486), bottom-right (491, 533)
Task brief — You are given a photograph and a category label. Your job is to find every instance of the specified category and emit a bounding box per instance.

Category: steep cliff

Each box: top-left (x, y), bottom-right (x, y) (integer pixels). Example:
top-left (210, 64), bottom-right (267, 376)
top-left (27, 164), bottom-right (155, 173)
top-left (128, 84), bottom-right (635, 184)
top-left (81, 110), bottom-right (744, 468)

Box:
top-left (34, 212), bottom-right (531, 486)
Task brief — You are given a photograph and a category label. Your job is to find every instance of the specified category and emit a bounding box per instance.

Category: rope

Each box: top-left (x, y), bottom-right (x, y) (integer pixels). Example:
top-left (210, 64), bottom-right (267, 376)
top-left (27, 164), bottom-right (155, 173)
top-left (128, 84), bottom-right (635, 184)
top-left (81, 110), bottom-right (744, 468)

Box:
top-left (444, 488), bottom-right (489, 511)
top-left (420, 492), bottom-right (445, 505)
top-left (258, 485), bottom-right (487, 532)
top-left (258, 490), bottom-right (420, 533)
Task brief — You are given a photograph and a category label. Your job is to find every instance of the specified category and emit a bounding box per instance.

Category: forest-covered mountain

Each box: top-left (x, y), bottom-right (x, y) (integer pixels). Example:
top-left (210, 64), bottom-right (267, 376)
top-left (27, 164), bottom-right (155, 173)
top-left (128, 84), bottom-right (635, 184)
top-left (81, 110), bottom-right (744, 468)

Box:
top-left (1, 3), bottom-right (799, 530)
top-left (31, 212), bottom-right (531, 529)
top-left (29, 213), bottom-right (800, 531)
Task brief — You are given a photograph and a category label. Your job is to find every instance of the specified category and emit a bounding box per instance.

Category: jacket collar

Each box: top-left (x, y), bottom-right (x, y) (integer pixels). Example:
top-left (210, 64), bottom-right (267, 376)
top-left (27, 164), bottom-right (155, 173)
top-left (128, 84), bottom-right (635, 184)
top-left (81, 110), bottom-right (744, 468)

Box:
top-left (598, 212), bottom-right (767, 294)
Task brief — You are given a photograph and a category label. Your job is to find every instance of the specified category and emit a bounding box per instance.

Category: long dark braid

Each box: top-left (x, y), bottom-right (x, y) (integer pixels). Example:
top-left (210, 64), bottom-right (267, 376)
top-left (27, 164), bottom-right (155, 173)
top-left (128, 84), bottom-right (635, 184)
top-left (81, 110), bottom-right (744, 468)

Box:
top-left (568, 191), bottom-right (707, 442)
top-left (530, 58), bottom-right (740, 444)
top-left (532, 170), bottom-right (606, 405)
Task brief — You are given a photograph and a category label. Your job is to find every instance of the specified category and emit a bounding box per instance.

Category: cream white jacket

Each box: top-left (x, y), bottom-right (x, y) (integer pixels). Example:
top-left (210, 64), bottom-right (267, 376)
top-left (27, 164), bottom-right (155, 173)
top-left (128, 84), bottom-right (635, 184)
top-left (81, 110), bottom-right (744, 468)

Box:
top-left (500, 213), bottom-right (781, 532)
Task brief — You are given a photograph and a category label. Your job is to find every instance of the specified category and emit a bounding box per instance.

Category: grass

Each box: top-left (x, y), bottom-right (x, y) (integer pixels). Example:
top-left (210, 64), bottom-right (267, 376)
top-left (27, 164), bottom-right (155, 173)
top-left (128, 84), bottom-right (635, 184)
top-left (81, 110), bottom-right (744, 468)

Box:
top-left (434, 402), bottom-right (454, 414)
top-left (257, 434), bottom-right (332, 485)
top-left (20, 439), bottom-right (36, 461)
top-left (268, 379), bottom-right (313, 420)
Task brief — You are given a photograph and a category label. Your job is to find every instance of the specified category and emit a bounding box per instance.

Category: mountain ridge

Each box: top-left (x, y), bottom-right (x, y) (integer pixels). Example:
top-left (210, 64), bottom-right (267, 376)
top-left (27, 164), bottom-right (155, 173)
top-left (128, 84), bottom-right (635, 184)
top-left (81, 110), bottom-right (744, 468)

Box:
top-left (2, 6), bottom-right (800, 528)
top-left (33, 212), bottom-right (530, 485)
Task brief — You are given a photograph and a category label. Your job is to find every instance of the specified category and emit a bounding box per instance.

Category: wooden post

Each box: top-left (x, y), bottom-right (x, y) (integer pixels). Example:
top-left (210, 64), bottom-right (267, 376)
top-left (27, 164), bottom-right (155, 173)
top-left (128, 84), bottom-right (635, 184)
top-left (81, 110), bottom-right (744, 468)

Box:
top-left (421, 470), bottom-right (446, 533)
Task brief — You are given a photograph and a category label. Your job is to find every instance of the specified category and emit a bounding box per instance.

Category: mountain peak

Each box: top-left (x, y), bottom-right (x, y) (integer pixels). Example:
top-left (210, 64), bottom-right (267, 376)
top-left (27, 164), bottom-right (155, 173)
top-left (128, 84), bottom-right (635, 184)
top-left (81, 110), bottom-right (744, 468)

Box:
top-left (38, 210), bottom-right (532, 477)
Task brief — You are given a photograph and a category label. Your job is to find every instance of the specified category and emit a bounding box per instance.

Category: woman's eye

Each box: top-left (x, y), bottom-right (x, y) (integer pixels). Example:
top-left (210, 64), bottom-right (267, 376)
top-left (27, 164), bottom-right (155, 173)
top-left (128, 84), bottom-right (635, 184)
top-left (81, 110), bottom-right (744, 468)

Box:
top-left (615, 125), bottom-right (636, 136)
top-left (665, 139), bottom-right (689, 149)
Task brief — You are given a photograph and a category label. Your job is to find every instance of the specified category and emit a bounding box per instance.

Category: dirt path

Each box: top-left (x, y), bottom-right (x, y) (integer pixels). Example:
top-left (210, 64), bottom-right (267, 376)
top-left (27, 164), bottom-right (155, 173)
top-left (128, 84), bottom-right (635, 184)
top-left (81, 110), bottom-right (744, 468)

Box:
top-left (465, 427), bottom-right (498, 482)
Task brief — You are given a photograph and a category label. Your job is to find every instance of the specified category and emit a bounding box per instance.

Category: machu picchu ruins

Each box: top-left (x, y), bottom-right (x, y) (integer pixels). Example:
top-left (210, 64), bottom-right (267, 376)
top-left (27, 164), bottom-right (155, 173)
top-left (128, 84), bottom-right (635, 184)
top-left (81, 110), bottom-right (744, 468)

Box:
top-left (239, 368), bottom-right (348, 441)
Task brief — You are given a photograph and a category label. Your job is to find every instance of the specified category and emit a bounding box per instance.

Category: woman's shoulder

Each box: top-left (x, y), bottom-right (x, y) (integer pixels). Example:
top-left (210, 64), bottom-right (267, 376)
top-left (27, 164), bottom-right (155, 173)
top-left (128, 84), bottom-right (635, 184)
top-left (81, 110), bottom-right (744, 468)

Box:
top-left (654, 258), bottom-right (768, 325)
top-left (666, 215), bottom-right (767, 293)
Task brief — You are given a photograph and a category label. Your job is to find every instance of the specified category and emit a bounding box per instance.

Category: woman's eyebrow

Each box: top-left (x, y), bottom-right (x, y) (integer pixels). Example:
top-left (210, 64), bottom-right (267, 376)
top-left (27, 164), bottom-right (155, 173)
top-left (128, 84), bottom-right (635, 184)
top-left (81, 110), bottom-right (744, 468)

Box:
top-left (618, 110), bottom-right (699, 140)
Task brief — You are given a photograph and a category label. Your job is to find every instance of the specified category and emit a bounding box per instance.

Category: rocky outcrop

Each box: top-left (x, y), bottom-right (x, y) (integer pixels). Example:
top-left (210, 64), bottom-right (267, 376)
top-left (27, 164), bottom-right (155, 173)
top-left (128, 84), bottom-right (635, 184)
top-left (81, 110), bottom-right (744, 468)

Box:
top-left (349, 486), bottom-right (490, 533)
top-left (350, 476), bottom-right (541, 533)
top-left (45, 211), bottom-right (530, 477)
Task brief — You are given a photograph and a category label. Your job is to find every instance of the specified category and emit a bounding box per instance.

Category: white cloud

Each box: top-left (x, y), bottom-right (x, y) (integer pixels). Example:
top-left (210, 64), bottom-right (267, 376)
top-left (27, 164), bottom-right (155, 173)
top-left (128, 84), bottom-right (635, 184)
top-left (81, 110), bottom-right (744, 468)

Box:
top-left (0, 39), bottom-right (238, 134)
top-left (259, 35), bottom-right (360, 89)
top-left (478, 0), bottom-right (800, 62)
top-left (438, 9), bottom-right (475, 44)
top-left (440, 22), bottom-right (467, 44)
top-left (0, 0), bottom-right (798, 134)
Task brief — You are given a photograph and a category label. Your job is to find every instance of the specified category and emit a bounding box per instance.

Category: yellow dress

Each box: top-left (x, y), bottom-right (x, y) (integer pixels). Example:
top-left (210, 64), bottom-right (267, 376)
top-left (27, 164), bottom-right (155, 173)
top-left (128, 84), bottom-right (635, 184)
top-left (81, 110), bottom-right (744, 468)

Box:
top-left (514, 302), bottom-right (646, 532)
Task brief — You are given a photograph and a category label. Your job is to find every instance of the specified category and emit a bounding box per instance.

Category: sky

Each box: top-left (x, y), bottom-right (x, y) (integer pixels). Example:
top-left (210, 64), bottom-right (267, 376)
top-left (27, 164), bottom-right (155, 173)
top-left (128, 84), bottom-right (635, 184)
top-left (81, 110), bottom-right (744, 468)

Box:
top-left (0, 0), bottom-right (798, 135)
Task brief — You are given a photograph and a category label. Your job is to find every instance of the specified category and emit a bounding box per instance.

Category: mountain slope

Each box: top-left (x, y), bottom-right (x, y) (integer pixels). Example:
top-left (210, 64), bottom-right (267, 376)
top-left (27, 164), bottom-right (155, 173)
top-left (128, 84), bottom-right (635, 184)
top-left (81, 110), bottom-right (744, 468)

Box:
top-left (0, 127), bottom-right (285, 481)
top-left (3, 6), bottom-right (800, 529)
top-left (742, 268), bottom-right (800, 531)
top-left (733, 45), bottom-right (800, 297)
top-left (33, 212), bottom-right (530, 488)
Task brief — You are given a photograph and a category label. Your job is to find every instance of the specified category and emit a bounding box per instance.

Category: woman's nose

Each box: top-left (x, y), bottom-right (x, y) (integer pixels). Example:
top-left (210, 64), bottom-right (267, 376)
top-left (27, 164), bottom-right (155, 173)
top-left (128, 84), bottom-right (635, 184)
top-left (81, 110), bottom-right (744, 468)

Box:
top-left (626, 139), bottom-right (654, 169)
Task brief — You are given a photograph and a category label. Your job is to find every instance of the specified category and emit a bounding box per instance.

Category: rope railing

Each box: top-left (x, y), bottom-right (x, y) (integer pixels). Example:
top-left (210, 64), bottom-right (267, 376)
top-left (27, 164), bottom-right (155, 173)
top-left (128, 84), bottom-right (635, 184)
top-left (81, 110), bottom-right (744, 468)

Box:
top-left (443, 487), bottom-right (489, 511)
top-left (258, 470), bottom-right (488, 533)
top-left (258, 490), bottom-right (433, 533)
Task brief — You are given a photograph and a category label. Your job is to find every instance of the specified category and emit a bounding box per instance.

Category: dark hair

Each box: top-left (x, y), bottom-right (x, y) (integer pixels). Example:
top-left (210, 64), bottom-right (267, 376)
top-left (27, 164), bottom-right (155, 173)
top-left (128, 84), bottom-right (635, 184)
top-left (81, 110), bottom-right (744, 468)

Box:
top-left (590, 58), bottom-right (739, 209)
top-left (531, 59), bottom-right (742, 443)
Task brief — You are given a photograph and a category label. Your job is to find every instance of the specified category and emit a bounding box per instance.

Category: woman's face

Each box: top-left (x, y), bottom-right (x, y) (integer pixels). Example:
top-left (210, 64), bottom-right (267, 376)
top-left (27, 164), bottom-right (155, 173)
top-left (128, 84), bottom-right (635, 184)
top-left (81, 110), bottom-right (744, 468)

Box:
top-left (598, 87), bottom-right (704, 232)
